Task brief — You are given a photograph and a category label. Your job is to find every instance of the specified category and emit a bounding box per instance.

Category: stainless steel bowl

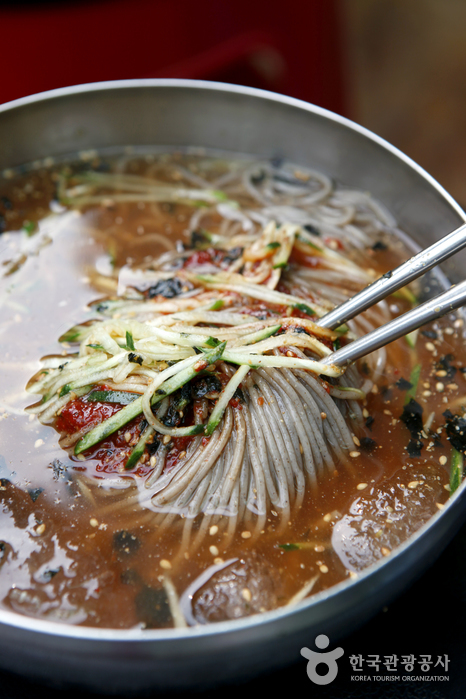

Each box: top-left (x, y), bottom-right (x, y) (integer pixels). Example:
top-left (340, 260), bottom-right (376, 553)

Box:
top-left (0, 79), bottom-right (465, 693)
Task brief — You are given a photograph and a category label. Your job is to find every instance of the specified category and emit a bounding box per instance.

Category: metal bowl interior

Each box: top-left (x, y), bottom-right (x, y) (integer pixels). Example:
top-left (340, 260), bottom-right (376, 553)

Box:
top-left (0, 79), bottom-right (465, 693)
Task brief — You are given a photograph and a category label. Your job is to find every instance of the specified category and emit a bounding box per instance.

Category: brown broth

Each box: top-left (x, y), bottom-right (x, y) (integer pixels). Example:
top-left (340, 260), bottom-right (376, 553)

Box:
top-left (0, 152), bottom-right (464, 629)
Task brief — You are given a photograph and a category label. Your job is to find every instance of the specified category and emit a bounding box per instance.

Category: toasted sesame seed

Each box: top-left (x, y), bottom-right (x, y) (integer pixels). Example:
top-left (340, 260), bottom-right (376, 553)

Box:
top-left (445, 327), bottom-right (454, 335)
top-left (209, 545), bottom-right (219, 556)
top-left (447, 383), bottom-right (458, 391)
top-left (179, 450), bottom-right (187, 459)
top-left (320, 411), bottom-right (327, 419)
top-left (436, 370), bottom-right (447, 378)
top-left (357, 483), bottom-right (368, 490)
top-left (352, 435), bottom-right (361, 446)
top-left (90, 518), bottom-right (99, 527)
top-left (436, 502), bottom-right (445, 510)
top-left (444, 484), bottom-right (451, 491)
top-left (160, 559), bottom-right (172, 570)
top-left (162, 435), bottom-right (171, 445)
top-left (209, 525), bottom-right (219, 536)
top-left (319, 564), bottom-right (329, 573)
top-left (286, 351), bottom-right (294, 357)
top-left (241, 588), bottom-right (252, 602)
top-left (35, 523), bottom-right (46, 535)
top-left (150, 455), bottom-right (156, 467)
top-left (34, 439), bottom-right (44, 448)
top-left (241, 531), bottom-right (252, 539)
top-left (314, 544), bottom-right (325, 552)
top-left (349, 451), bottom-right (360, 458)
top-left (214, 557), bottom-right (224, 565)
top-left (323, 513), bottom-right (332, 522)
top-left (349, 571), bottom-right (358, 579)
top-left (383, 409), bottom-right (392, 416)
top-left (439, 455), bottom-right (447, 466)
top-left (408, 481), bottom-right (419, 489)
top-left (425, 342), bottom-right (436, 352)
top-left (436, 382), bottom-right (444, 392)
top-left (124, 431), bottom-right (132, 443)
top-left (422, 390), bottom-right (432, 397)
top-left (454, 318), bottom-right (464, 328)
top-left (362, 408), bottom-right (369, 418)
top-left (381, 547), bottom-right (391, 556)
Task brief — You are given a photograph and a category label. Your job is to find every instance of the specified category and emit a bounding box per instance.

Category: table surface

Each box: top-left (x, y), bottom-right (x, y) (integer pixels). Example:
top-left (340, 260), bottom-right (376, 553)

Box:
top-left (1, 516), bottom-right (465, 699)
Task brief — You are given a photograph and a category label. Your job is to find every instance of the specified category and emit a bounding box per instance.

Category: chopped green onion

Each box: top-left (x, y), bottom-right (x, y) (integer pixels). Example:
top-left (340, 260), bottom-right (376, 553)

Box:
top-left (204, 336), bottom-right (221, 348)
top-left (404, 363), bottom-right (421, 404)
top-left (124, 331), bottom-right (135, 351)
top-left (450, 448), bottom-right (463, 495)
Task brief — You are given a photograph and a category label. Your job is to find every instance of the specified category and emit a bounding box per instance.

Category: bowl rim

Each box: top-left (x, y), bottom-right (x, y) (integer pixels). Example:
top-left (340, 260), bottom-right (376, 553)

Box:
top-left (1, 77), bottom-right (465, 644)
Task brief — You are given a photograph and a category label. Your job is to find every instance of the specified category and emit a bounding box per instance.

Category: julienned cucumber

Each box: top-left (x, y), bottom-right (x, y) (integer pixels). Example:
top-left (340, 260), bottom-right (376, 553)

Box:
top-left (74, 342), bottom-right (226, 454)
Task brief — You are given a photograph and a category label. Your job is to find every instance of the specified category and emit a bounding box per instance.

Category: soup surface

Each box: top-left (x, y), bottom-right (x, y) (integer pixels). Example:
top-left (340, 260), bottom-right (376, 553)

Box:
top-left (0, 150), bottom-right (464, 629)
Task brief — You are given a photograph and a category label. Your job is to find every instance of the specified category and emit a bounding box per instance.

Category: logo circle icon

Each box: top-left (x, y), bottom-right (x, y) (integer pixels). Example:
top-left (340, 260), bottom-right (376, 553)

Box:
top-left (301, 635), bottom-right (344, 685)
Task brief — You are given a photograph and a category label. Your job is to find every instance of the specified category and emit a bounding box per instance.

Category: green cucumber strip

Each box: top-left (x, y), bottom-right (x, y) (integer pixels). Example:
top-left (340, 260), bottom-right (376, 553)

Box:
top-left (450, 448), bottom-right (464, 495)
top-left (125, 425), bottom-right (155, 470)
top-left (87, 343), bottom-right (106, 351)
top-left (223, 349), bottom-right (342, 377)
top-left (267, 242), bottom-right (281, 250)
top-left (240, 324), bottom-right (281, 346)
top-left (75, 395), bottom-right (145, 453)
top-left (205, 336), bottom-right (221, 347)
top-left (272, 247), bottom-right (291, 269)
top-left (334, 324), bottom-right (349, 336)
top-left (155, 423), bottom-right (205, 437)
top-left (59, 384), bottom-right (71, 397)
top-left (74, 342), bottom-right (225, 454)
top-left (205, 364), bottom-right (250, 436)
top-left (87, 390), bottom-right (140, 405)
top-left (404, 363), bottom-right (421, 404)
top-left (293, 303), bottom-right (316, 317)
top-left (209, 299), bottom-right (224, 311)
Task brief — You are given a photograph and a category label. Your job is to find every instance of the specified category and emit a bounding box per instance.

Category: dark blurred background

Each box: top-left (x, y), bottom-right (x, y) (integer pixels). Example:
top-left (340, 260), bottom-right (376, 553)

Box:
top-left (0, 0), bottom-right (465, 207)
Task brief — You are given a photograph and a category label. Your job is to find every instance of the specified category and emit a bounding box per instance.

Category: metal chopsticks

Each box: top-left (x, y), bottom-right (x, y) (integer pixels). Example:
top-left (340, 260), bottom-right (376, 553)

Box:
top-left (325, 280), bottom-right (466, 368)
top-left (318, 221), bottom-right (466, 330)
top-left (318, 222), bottom-right (466, 368)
